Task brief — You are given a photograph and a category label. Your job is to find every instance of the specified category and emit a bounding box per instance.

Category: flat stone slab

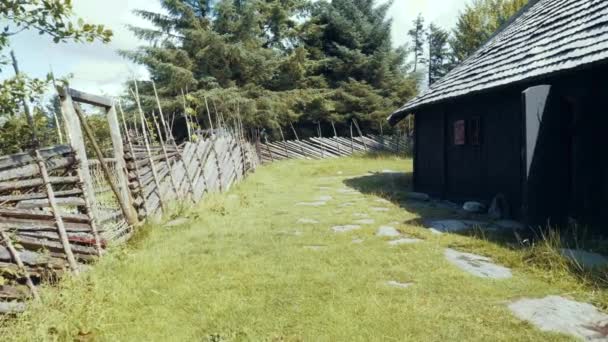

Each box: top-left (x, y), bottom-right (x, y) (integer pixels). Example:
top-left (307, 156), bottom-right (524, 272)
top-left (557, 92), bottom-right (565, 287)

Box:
top-left (429, 228), bottom-right (443, 235)
top-left (352, 238), bottom-right (364, 244)
top-left (317, 195), bottom-right (333, 201)
top-left (165, 218), bottom-right (189, 228)
top-left (353, 213), bottom-right (369, 218)
top-left (317, 187), bottom-right (332, 191)
top-left (371, 207), bottom-right (389, 212)
top-left (297, 218), bottom-right (319, 224)
top-left (426, 220), bottom-right (486, 233)
top-left (388, 238), bottom-right (422, 245)
top-left (508, 296), bottom-right (608, 341)
top-left (376, 226), bottom-right (400, 237)
top-left (296, 201), bottom-right (326, 207)
top-left (386, 281), bottom-right (413, 288)
top-left (339, 202), bottom-right (355, 207)
top-left (375, 198), bottom-right (391, 204)
top-left (444, 248), bottom-right (512, 279)
top-left (561, 249), bottom-right (608, 269)
top-left (354, 219), bottom-right (375, 225)
top-left (331, 225), bottom-right (361, 233)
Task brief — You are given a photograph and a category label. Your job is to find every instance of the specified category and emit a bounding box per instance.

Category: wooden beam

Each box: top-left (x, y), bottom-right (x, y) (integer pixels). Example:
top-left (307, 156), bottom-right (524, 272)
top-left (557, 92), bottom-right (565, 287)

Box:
top-left (66, 88), bottom-right (113, 108)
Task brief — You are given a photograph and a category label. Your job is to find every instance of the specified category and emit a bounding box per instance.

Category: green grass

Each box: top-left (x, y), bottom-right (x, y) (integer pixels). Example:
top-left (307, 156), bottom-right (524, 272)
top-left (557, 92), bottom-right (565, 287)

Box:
top-left (1, 155), bottom-right (604, 341)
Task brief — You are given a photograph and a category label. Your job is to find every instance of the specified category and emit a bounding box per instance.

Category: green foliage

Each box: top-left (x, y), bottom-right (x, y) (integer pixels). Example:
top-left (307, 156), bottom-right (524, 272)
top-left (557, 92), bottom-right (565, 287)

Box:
top-left (0, 0), bottom-right (113, 133)
top-left (427, 23), bottom-right (451, 85)
top-left (0, 108), bottom-right (60, 153)
top-left (450, 0), bottom-right (528, 62)
top-left (125, 0), bottom-right (417, 137)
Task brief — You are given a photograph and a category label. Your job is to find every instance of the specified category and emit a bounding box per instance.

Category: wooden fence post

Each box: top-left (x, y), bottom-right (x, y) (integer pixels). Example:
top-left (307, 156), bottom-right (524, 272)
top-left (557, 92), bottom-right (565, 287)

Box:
top-left (212, 137), bottom-right (224, 192)
top-left (331, 120), bottom-right (341, 154)
top-left (350, 123), bottom-right (355, 154)
top-left (73, 104), bottom-right (140, 227)
top-left (106, 103), bottom-right (138, 223)
top-left (59, 89), bottom-right (96, 211)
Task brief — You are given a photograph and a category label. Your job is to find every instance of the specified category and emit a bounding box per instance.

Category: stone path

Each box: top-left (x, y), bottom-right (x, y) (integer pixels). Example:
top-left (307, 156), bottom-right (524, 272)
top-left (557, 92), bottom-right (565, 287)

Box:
top-left (386, 281), bottom-right (413, 289)
top-left (332, 225), bottom-right (361, 233)
top-left (509, 296), bottom-right (608, 341)
top-left (388, 238), bottom-right (422, 246)
top-left (444, 248), bottom-right (512, 279)
top-left (376, 226), bottom-right (400, 237)
top-left (309, 184), bottom-right (608, 340)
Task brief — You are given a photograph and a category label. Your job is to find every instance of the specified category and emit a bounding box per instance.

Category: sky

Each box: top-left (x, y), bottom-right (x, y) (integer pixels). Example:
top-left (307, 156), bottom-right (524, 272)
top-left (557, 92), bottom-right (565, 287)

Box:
top-left (1, 0), bottom-right (468, 97)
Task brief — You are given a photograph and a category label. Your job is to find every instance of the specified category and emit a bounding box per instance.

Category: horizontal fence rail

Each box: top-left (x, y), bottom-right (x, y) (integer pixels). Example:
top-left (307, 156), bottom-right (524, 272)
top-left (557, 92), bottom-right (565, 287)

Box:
top-left (258, 134), bottom-right (411, 163)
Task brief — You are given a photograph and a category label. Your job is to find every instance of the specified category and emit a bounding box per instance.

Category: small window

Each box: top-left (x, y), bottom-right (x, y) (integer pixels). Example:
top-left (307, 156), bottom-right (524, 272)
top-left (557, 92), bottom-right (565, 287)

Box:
top-left (468, 117), bottom-right (481, 145)
top-left (454, 120), bottom-right (466, 145)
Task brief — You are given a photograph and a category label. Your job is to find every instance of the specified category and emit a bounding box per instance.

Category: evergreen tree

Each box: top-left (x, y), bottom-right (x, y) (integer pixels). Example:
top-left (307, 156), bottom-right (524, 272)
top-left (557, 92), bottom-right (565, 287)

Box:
top-left (125, 0), bottom-right (417, 137)
top-left (450, 0), bottom-right (528, 62)
top-left (408, 14), bottom-right (426, 73)
top-left (428, 23), bottom-right (450, 85)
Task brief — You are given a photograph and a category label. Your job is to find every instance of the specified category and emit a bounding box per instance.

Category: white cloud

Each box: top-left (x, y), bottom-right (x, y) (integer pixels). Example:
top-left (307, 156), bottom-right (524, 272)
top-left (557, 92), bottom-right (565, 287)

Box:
top-left (1, 0), bottom-right (163, 96)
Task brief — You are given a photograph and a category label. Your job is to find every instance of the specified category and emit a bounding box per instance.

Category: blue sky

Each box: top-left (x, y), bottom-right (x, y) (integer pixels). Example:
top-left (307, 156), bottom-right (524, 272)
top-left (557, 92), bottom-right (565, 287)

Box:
top-left (1, 0), bottom-right (467, 97)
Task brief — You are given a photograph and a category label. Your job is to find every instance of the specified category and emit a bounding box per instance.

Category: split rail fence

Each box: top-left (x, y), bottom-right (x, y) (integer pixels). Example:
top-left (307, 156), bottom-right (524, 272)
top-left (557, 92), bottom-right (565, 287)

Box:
top-left (0, 88), bottom-right (258, 313)
top-left (258, 134), bottom-right (411, 163)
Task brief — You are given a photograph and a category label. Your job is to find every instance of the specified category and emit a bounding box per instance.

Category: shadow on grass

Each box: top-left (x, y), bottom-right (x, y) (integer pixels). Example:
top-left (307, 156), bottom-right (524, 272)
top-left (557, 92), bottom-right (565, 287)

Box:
top-left (343, 172), bottom-right (608, 293)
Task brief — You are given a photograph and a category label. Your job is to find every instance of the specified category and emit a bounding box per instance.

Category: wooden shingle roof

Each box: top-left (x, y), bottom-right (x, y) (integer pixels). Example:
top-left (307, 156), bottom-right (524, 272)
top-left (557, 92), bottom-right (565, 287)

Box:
top-left (389, 0), bottom-right (608, 125)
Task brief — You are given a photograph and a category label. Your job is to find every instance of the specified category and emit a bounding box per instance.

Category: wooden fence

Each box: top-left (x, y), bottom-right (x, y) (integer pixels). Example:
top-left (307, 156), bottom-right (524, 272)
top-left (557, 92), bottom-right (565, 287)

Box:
top-left (0, 88), bottom-right (258, 313)
top-left (258, 134), bottom-right (411, 163)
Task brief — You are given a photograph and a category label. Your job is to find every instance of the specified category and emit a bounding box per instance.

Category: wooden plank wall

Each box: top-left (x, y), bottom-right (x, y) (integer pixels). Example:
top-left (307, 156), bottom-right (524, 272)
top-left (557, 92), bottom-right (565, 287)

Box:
top-left (258, 135), bottom-right (411, 164)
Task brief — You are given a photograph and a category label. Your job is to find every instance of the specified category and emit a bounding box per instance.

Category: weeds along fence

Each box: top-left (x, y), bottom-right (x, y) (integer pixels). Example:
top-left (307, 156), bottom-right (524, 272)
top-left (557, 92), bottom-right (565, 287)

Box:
top-left (257, 134), bottom-right (411, 163)
top-left (0, 88), bottom-right (258, 314)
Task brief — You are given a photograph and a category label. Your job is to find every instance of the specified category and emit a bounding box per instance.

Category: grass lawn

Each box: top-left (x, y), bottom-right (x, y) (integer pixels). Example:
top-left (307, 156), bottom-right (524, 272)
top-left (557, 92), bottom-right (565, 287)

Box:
top-left (1, 155), bottom-right (603, 341)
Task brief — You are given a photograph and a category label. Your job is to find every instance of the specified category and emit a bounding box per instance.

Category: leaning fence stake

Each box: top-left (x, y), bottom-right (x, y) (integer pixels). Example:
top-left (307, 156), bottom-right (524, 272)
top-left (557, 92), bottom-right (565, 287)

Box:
top-left (118, 101), bottom-right (149, 218)
top-left (73, 104), bottom-right (139, 226)
top-left (151, 110), bottom-right (180, 199)
top-left (34, 149), bottom-right (79, 274)
top-left (0, 230), bottom-right (40, 301)
top-left (132, 84), bottom-right (166, 214)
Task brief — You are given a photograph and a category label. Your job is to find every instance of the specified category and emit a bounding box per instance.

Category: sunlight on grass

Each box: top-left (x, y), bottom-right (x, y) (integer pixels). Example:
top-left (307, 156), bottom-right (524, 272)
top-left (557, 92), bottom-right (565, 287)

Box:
top-left (0, 155), bottom-right (597, 341)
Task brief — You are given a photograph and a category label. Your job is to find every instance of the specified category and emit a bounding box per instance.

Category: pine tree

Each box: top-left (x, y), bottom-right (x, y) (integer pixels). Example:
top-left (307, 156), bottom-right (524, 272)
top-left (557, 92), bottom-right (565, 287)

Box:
top-left (408, 14), bottom-right (426, 73)
top-left (125, 0), bottom-right (417, 137)
top-left (428, 23), bottom-right (450, 85)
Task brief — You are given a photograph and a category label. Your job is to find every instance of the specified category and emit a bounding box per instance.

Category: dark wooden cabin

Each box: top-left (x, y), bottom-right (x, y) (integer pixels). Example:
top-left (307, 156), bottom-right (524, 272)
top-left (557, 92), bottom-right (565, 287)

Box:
top-left (389, 0), bottom-right (608, 230)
